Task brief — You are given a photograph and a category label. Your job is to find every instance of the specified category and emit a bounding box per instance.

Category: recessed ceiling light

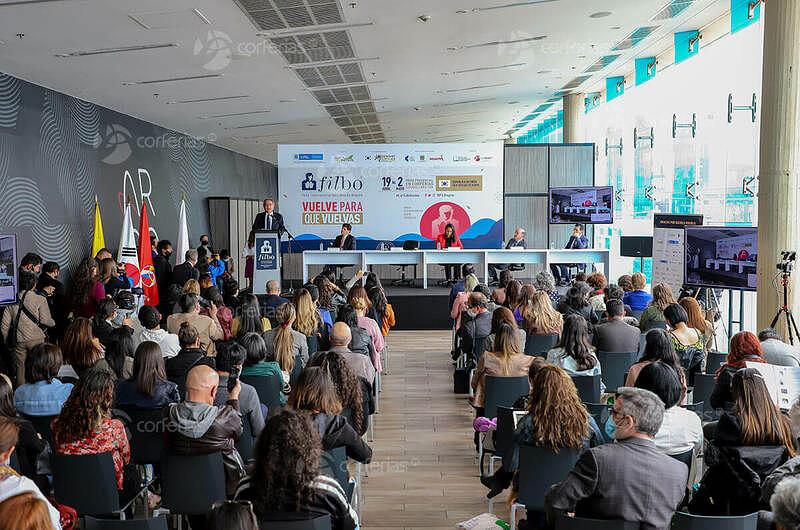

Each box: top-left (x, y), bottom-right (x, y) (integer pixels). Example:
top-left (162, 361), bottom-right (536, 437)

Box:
top-left (507, 101), bottom-right (520, 104)
top-left (610, 25), bottom-right (621, 30)
top-left (537, 70), bottom-right (551, 74)
top-left (55, 42), bottom-right (180, 58)
top-left (590, 11), bottom-right (612, 18)
top-left (417, 14), bottom-right (431, 22)
top-left (279, 99), bottom-right (297, 103)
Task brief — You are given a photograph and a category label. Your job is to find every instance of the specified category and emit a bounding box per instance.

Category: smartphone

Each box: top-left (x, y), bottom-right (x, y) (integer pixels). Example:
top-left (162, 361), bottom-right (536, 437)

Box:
top-left (227, 365), bottom-right (241, 393)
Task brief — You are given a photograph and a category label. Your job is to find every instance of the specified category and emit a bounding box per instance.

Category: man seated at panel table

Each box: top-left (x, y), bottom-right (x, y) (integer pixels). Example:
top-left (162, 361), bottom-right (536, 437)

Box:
top-left (551, 223), bottom-right (588, 286)
top-left (488, 227), bottom-right (526, 285)
top-left (332, 223), bottom-right (356, 250)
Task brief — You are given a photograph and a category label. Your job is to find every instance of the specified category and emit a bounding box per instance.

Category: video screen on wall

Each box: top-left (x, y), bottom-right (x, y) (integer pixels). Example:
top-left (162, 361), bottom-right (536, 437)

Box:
top-left (0, 235), bottom-right (18, 305)
top-left (549, 186), bottom-right (613, 224)
top-left (684, 226), bottom-right (758, 291)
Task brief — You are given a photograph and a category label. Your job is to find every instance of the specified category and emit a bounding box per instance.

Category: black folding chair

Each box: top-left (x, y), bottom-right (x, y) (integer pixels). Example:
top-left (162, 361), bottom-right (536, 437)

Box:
top-left (705, 352), bottom-right (727, 374)
top-left (596, 351), bottom-right (638, 392)
top-left (571, 374), bottom-right (601, 403)
top-left (671, 511), bottom-right (758, 530)
top-left (85, 516), bottom-right (169, 530)
top-left (52, 452), bottom-right (132, 517)
top-left (479, 376), bottom-right (530, 476)
top-left (692, 373), bottom-right (720, 421)
top-left (290, 353), bottom-right (303, 385)
top-left (117, 406), bottom-right (166, 466)
top-left (159, 452), bottom-right (226, 516)
top-left (670, 448), bottom-right (694, 469)
top-left (555, 514), bottom-right (641, 530)
top-left (524, 333), bottom-right (559, 356)
top-left (236, 414), bottom-right (256, 462)
top-left (241, 374), bottom-right (284, 410)
top-left (20, 414), bottom-right (57, 445)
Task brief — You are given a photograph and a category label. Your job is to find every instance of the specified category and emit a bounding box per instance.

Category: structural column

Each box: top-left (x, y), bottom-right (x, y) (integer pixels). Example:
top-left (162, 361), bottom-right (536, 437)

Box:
top-left (756, 0), bottom-right (800, 333)
top-left (562, 93), bottom-right (583, 143)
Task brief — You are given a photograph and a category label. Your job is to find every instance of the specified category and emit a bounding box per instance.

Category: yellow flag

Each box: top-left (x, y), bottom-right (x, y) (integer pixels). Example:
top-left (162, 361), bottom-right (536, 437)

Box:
top-left (91, 197), bottom-right (105, 257)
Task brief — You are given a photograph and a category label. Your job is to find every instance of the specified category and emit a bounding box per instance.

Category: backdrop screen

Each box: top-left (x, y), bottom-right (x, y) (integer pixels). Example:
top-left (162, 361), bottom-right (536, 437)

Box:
top-left (549, 186), bottom-right (614, 224)
top-left (278, 144), bottom-right (504, 249)
top-left (685, 226), bottom-right (758, 291)
top-left (0, 235), bottom-right (18, 305)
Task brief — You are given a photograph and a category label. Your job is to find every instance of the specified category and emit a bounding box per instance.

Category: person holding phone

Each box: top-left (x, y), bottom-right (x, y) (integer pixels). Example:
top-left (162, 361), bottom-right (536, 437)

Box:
top-left (213, 340), bottom-right (264, 437)
top-left (435, 223), bottom-right (463, 284)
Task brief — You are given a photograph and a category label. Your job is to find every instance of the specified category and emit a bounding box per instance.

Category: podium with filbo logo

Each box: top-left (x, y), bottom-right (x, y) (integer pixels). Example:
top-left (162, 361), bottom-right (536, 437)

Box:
top-left (253, 230), bottom-right (281, 295)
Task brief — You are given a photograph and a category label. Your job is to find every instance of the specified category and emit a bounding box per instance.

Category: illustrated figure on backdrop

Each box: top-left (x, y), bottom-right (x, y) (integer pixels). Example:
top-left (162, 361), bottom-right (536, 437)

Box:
top-left (431, 204), bottom-right (460, 237)
top-left (252, 198), bottom-right (285, 235)
top-left (436, 223), bottom-right (464, 283)
top-left (301, 173), bottom-right (317, 191)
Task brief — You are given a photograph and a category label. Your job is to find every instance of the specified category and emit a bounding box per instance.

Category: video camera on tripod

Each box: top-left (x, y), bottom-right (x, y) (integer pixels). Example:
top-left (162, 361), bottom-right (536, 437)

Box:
top-left (777, 251), bottom-right (796, 274)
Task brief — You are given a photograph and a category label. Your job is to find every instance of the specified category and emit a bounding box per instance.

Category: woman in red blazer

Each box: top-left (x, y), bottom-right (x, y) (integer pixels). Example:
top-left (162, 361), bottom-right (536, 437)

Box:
top-left (435, 223), bottom-right (463, 283)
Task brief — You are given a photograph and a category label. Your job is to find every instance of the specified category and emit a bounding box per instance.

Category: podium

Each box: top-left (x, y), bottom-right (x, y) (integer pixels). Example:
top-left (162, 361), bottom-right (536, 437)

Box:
top-left (252, 230), bottom-right (281, 295)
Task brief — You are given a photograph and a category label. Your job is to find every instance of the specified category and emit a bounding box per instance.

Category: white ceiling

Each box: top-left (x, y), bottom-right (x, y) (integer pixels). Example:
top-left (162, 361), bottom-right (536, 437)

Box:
top-left (0, 0), bottom-right (729, 163)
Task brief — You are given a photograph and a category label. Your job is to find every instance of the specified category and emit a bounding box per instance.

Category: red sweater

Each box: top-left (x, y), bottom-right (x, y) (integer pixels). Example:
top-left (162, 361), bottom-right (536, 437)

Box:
top-left (435, 233), bottom-right (463, 249)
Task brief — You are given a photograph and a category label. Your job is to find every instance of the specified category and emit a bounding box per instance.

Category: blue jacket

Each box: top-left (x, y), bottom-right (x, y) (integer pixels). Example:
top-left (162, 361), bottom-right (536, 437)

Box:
top-left (623, 290), bottom-right (653, 311)
top-left (14, 379), bottom-right (73, 417)
top-left (208, 259), bottom-right (226, 286)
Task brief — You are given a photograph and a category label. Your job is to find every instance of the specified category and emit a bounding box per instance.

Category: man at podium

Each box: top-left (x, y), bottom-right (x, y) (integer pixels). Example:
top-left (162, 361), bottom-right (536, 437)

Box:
top-left (252, 198), bottom-right (284, 235)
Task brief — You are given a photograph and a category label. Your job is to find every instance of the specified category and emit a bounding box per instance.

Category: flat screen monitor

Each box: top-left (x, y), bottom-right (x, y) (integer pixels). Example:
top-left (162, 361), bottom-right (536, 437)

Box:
top-left (0, 235), bottom-right (18, 305)
top-left (684, 226), bottom-right (758, 291)
top-left (549, 186), bottom-right (613, 224)
top-left (620, 236), bottom-right (653, 258)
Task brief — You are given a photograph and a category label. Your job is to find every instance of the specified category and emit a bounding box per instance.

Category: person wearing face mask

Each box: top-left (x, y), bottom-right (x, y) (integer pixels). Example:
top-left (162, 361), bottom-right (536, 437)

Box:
top-left (153, 239), bottom-right (173, 314)
top-left (545, 387), bottom-right (688, 530)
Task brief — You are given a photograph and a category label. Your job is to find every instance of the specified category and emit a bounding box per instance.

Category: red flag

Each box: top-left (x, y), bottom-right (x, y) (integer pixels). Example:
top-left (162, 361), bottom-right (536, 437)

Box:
top-left (137, 203), bottom-right (159, 306)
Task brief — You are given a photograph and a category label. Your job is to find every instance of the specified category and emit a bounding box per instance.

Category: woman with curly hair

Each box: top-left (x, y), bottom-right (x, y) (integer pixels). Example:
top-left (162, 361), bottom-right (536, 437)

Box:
top-left (585, 272), bottom-right (607, 312)
top-left (235, 410), bottom-right (359, 530)
top-left (61, 317), bottom-right (109, 378)
top-left (289, 367), bottom-right (372, 464)
top-left (557, 281), bottom-right (599, 325)
top-left (481, 364), bottom-right (603, 499)
top-left (52, 369), bottom-right (134, 501)
top-left (638, 283), bottom-right (676, 332)
top-left (546, 314), bottom-right (601, 379)
top-left (524, 291), bottom-right (564, 337)
top-left (313, 275), bottom-right (347, 321)
top-left (69, 257), bottom-right (105, 318)
top-left (307, 351), bottom-right (367, 436)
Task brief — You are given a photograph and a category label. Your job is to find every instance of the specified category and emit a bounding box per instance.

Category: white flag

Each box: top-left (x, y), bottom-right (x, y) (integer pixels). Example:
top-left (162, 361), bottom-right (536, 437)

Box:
top-left (117, 202), bottom-right (140, 286)
top-left (175, 198), bottom-right (190, 265)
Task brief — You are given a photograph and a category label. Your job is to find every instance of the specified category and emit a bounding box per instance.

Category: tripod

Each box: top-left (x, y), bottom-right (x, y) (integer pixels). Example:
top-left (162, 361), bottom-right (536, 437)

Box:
top-left (770, 271), bottom-right (800, 345)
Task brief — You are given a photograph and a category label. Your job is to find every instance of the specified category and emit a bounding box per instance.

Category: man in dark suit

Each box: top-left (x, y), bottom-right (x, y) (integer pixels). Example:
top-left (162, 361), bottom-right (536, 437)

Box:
top-left (332, 223), bottom-right (355, 250)
top-left (545, 387), bottom-right (687, 530)
top-left (551, 223), bottom-right (589, 285)
top-left (257, 279), bottom-right (289, 324)
top-left (593, 300), bottom-right (641, 353)
top-left (154, 239), bottom-right (174, 316)
top-left (172, 249), bottom-right (200, 288)
top-left (488, 227), bottom-right (526, 284)
top-left (252, 198), bottom-right (284, 235)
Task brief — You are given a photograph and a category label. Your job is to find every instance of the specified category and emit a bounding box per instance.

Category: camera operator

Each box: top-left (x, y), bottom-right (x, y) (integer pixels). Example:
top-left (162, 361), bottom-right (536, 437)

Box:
top-left (166, 293), bottom-right (224, 355)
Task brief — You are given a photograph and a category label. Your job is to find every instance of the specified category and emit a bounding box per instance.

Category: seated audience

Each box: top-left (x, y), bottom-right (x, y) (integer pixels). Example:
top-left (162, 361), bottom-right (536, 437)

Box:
top-left (91, 297), bottom-right (120, 348)
top-left (557, 282), bottom-right (599, 325)
top-left (104, 326), bottom-right (135, 380)
top-left (136, 305), bottom-right (180, 358)
top-left (625, 329), bottom-right (688, 401)
top-left (306, 284), bottom-right (334, 333)
top-left (450, 273), bottom-right (479, 330)
top-left (206, 497), bottom-right (258, 530)
top-left (60, 317), bottom-right (109, 378)
top-left (313, 275), bottom-right (347, 322)
top-left (634, 362), bottom-right (702, 456)
top-left (0, 491), bottom-right (57, 530)
top-left (546, 314), bottom-right (602, 380)
top-left (471, 321), bottom-right (534, 409)
top-left (98, 257), bottom-right (128, 297)
top-left (503, 279), bottom-right (522, 310)
top-left (0, 271), bottom-right (55, 386)
top-left (492, 269), bottom-right (513, 307)
top-left (289, 367), bottom-right (372, 463)
top-left (348, 287), bottom-right (384, 371)
top-left (365, 272), bottom-right (395, 339)
top-left (664, 303), bottom-right (706, 382)
top-left (544, 387), bottom-right (688, 529)
top-left (690, 368), bottom-right (796, 515)
top-left (223, 278), bottom-right (240, 310)
top-left (710, 330), bottom-right (766, 411)
top-left (263, 303), bottom-right (309, 368)
top-left (202, 287), bottom-right (232, 340)
top-left (482, 365), bottom-right (603, 500)
top-left (759, 327), bottom-right (800, 367)
top-left (52, 369), bottom-right (135, 501)
top-left (259, 280), bottom-right (289, 322)
top-left (617, 274), bottom-right (634, 293)
top-left (458, 292), bottom-right (493, 362)
top-left (623, 272), bottom-right (652, 312)
top-left (166, 293), bottom-right (224, 355)
top-left (522, 291), bottom-right (563, 339)
top-left (240, 332), bottom-right (289, 406)
top-left (232, 293), bottom-right (271, 337)
top-left (448, 264), bottom-right (475, 308)
top-left (69, 257), bottom-right (105, 318)
top-left (0, 375), bottom-right (44, 486)
top-left (486, 306), bottom-right (526, 352)
top-left (679, 296), bottom-right (716, 351)
top-left (166, 323), bottom-right (213, 398)
top-left (533, 270), bottom-right (561, 306)
top-left (335, 304), bottom-right (375, 359)
top-left (770, 476), bottom-right (800, 530)
top-left (235, 410), bottom-right (359, 530)
top-left (213, 340), bottom-right (264, 438)
top-left (327, 323), bottom-right (376, 387)
top-left (14, 343), bottom-right (72, 417)
top-left (164, 365), bottom-right (245, 496)
top-left (592, 300), bottom-right (640, 353)
top-left (512, 284), bottom-right (536, 325)
top-left (604, 283), bottom-right (635, 321)
top-left (308, 350), bottom-right (369, 437)
top-left (115, 341), bottom-right (180, 409)
top-left (0, 418), bottom-right (60, 530)
top-left (293, 288), bottom-right (326, 353)
top-left (638, 283), bottom-right (676, 332)
top-left (585, 272), bottom-right (607, 312)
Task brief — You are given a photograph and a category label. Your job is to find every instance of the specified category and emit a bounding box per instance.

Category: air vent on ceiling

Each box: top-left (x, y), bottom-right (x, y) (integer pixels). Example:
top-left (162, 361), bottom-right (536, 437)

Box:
top-left (432, 97), bottom-right (496, 108)
top-left (311, 85), bottom-right (371, 104)
top-left (438, 82), bottom-right (511, 94)
top-left (612, 26), bottom-right (660, 51)
top-left (462, 0), bottom-right (558, 12)
top-left (198, 109), bottom-right (271, 119)
top-left (561, 75), bottom-right (591, 91)
top-left (166, 94), bottom-right (249, 104)
top-left (234, 0), bottom-right (343, 31)
top-left (227, 121), bottom-right (289, 130)
top-left (54, 42), bottom-right (179, 58)
top-left (122, 73), bottom-right (223, 86)
top-left (444, 63), bottom-right (526, 75)
top-left (651, 0), bottom-right (695, 21)
top-left (452, 35), bottom-right (547, 51)
top-left (583, 54), bottom-right (620, 73)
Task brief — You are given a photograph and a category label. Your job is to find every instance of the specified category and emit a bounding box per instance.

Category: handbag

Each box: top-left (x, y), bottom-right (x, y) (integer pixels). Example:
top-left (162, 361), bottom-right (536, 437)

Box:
top-left (4, 292), bottom-right (28, 349)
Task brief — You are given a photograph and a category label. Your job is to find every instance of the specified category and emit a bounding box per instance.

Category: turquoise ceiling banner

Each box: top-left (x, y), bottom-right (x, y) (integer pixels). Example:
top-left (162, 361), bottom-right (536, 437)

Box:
top-left (674, 30), bottom-right (700, 64)
top-left (584, 92), bottom-right (602, 113)
top-left (731, 0), bottom-right (760, 33)
top-left (606, 76), bottom-right (625, 102)
top-left (635, 57), bottom-right (657, 86)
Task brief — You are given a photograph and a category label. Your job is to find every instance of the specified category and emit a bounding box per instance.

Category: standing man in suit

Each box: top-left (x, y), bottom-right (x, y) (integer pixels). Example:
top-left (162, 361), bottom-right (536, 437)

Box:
top-left (544, 387), bottom-right (687, 529)
top-left (551, 223), bottom-right (589, 285)
top-left (332, 223), bottom-right (355, 250)
top-left (488, 227), bottom-right (526, 284)
top-left (252, 198), bottom-right (285, 235)
top-left (172, 249), bottom-right (200, 288)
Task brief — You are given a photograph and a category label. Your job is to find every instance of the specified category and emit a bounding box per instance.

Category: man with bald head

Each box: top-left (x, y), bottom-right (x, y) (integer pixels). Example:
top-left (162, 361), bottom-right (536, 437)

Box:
top-left (165, 364), bottom-right (245, 496)
top-left (328, 321), bottom-right (376, 385)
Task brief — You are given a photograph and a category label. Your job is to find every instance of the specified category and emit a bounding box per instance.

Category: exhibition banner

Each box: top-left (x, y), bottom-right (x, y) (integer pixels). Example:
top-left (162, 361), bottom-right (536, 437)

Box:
top-left (651, 213), bottom-right (704, 294)
top-left (278, 144), bottom-right (504, 249)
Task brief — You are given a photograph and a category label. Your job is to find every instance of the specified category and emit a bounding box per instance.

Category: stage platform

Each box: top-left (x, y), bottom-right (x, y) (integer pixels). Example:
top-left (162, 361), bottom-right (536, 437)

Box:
top-left (384, 284), bottom-right (452, 330)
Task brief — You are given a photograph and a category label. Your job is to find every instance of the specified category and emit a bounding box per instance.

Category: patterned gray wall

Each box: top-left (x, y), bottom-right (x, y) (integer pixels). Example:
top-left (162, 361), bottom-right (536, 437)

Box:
top-left (0, 72), bottom-right (276, 272)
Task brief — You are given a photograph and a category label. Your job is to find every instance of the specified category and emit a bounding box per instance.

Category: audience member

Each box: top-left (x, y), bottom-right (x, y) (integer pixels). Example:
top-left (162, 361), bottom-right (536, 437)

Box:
top-left (679, 296), bottom-right (716, 351)
top-left (207, 499), bottom-right (258, 530)
top-left (557, 282), bottom-right (599, 325)
top-left (166, 293), bottom-right (224, 355)
top-left (533, 270), bottom-right (561, 306)
top-left (263, 303), bottom-right (309, 368)
top-left (492, 269), bottom-right (514, 306)
top-left (36, 261), bottom-right (67, 340)
top-left (523, 291), bottom-right (563, 338)
top-left (305, 284), bottom-right (333, 333)
top-left (471, 321), bottom-right (534, 408)
top-left (171, 249), bottom-right (200, 288)
top-left (638, 283), bottom-right (676, 332)
top-left (18, 253), bottom-right (43, 276)
top-left (91, 298), bottom-right (124, 348)
top-left (14, 343), bottom-right (72, 417)
top-left (0, 271), bottom-right (54, 386)
top-left (770, 476), bottom-right (800, 530)
top-left (335, 304), bottom-right (374, 359)
top-left (136, 304), bottom-right (180, 358)
top-left (585, 272), bottom-right (607, 312)
top-left (513, 284), bottom-right (536, 325)
top-left (0, 491), bottom-right (56, 530)
top-left (214, 340), bottom-right (264, 438)
top-left (98, 257), bottom-right (128, 296)
top-left (0, 418), bottom-right (60, 530)
top-left (69, 257), bottom-right (105, 318)
top-left (546, 314), bottom-right (602, 380)
top-left (503, 279), bottom-right (522, 311)
top-left (52, 369), bottom-right (136, 502)
top-left (592, 300), bottom-right (640, 353)
top-left (365, 272), bottom-right (395, 339)
top-left (0, 375), bottom-right (44, 485)
top-left (313, 275), bottom-right (346, 322)
top-left (458, 292), bottom-right (492, 362)
top-left (634, 362), bottom-right (702, 456)
top-left (450, 274), bottom-right (479, 330)
top-left (104, 326), bottom-right (135, 380)
top-left (604, 283), bottom-right (634, 320)
top-left (664, 303), bottom-right (706, 383)
top-left (232, 293), bottom-right (271, 337)
top-left (623, 272), bottom-right (652, 312)
top-left (544, 387), bottom-right (688, 529)
top-left (617, 274), bottom-right (634, 293)
top-left (153, 239), bottom-right (173, 307)
top-left (60, 317), bottom-right (108, 378)
top-left (347, 286), bottom-right (384, 359)
top-left (625, 329), bottom-right (688, 401)
top-left (234, 410), bottom-right (359, 530)
top-left (223, 279), bottom-right (240, 310)
top-left (759, 328), bottom-right (800, 367)
top-left (486, 306), bottom-right (526, 352)
top-left (240, 332), bottom-right (288, 405)
top-left (293, 288), bottom-right (325, 351)
top-left (308, 350), bottom-right (369, 437)
top-left (289, 367), bottom-right (372, 464)
top-left (448, 264), bottom-right (476, 309)
top-left (166, 323), bottom-right (213, 398)
top-left (164, 364), bottom-right (245, 496)
top-left (202, 287), bottom-right (232, 340)
top-left (327, 322), bottom-right (376, 386)
top-left (115, 341), bottom-right (179, 409)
